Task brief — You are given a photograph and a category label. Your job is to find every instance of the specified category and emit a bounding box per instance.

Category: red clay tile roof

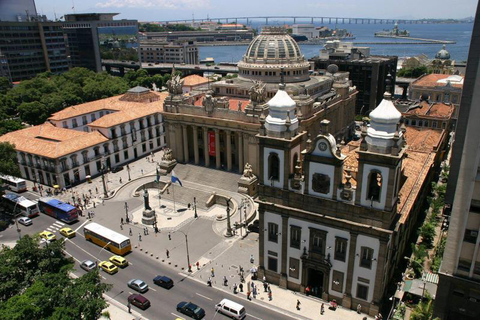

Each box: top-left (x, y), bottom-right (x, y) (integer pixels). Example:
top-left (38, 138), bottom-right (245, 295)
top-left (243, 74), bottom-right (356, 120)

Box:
top-left (404, 101), bottom-right (454, 119)
top-left (183, 75), bottom-right (210, 87)
top-left (412, 74), bottom-right (463, 89)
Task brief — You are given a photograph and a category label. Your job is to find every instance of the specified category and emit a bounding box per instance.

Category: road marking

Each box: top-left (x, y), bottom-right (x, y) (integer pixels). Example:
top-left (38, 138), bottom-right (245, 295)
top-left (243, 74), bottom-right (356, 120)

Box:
top-left (171, 313), bottom-right (185, 319)
top-left (195, 292), bottom-right (212, 301)
top-left (246, 314), bottom-right (262, 320)
top-left (149, 287), bottom-right (156, 292)
top-left (53, 222), bottom-right (63, 227)
top-left (74, 219), bottom-right (90, 232)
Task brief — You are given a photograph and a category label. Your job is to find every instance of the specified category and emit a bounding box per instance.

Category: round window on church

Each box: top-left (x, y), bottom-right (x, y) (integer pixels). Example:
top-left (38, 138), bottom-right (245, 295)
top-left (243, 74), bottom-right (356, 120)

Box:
top-left (319, 142), bottom-right (328, 151)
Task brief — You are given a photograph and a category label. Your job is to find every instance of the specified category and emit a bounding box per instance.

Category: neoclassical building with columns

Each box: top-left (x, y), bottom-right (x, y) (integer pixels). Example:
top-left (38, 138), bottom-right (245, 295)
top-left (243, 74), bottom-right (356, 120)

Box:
top-left (162, 27), bottom-right (357, 174)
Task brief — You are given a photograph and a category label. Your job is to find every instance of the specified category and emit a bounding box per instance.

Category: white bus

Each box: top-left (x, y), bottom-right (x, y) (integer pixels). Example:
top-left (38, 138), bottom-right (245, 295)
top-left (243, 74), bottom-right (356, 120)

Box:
top-left (0, 175), bottom-right (27, 192)
top-left (2, 193), bottom-right (39, 218)
top-left (84, 222), bottom-right (132, 256)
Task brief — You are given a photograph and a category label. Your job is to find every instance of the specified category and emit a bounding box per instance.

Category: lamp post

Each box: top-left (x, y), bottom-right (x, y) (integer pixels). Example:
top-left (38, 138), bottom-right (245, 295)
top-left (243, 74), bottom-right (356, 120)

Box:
top-left (239, 199), bottom-right (244, 237)
top-left (226, 198), bottom-right (233, 237)
top-left (193, 197), bottom-right (198, 219)
top-left (124, 201), bottom-right (129, 223)
top-left (126, 164), bottom-right (131, 181)
top-left (13, 202), bottom-right (21, 240)
top-left (101, 157), bottom-right (108, 198)
top-left (97, 241), bottom-right (112, 264)
top-left (177, 230), bottom-right (192, 273)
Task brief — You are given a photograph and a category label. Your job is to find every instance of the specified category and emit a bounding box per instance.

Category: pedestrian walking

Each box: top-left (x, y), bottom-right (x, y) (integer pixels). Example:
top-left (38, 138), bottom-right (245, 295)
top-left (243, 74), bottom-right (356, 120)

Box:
top-left (252, 287), bottom-right (257, 299)
top-left (143, 227), bottom-right (146, 235)
top-left (196, 261), bottom-right (200, 270)
top-left (321, 303), bottom-right (325, 315)
top-left (120, 224), bottom-right (123, 230)
top-left (129, 228), bottom-right (132, 236)
top-left (357, 304), bottom-right (362, 314)
top-left (141, 169), bottom-right (144, 175)
top-left (168, 232), bottom-right (171, 240)
top-left (268, 290), bottom-right (272, 301)
top-left (127, 301), bottom-right (131, 313)
top-left (223, 276), bottom-right (228, 286)
top-left (263, 282), bottom-right (268, 292)
top-left (207, 277), bottom-right (212, 287)
top-left (146, 227), bottom-right (149, 235)
top-left (296, 299), bottom-right (301, 310)
top-left (250, 254), bottom-right (254, 263)
top-left (93, 201), bottom-right (96, 208)
top-left (233, 283), bottom-right (237, 294)
top-left (138, 233), bottom-right (142, 242)
top-left (239, 283), bottom-right (243, 292)
top-left (211, 267), bottom-right (215, 277)
top-left (119, 177), bottom-right (122, 184)
top-left (121, 218), bottom-right (124, 225)
top-left (95, 186), bottom-right (98, 193)
top-left (166, 249), bottom-right (170, 258)
top-left (247, 291), bottom-right (251, 300)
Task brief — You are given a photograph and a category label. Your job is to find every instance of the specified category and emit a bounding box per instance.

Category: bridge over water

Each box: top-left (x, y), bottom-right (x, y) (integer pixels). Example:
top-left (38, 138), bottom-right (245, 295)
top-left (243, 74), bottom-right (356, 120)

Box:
top-left (159, 16), bottom-right (466, 25)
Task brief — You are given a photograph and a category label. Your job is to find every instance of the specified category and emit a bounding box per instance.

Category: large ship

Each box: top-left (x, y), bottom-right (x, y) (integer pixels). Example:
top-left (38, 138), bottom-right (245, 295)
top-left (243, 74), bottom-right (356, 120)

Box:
top-left (375, 22), bottom-right (410, 37)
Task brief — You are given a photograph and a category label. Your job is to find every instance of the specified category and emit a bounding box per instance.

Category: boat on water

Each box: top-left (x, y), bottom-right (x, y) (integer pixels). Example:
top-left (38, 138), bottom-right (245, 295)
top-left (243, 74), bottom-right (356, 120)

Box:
top-left (375, 22), bottom-right (410, 37)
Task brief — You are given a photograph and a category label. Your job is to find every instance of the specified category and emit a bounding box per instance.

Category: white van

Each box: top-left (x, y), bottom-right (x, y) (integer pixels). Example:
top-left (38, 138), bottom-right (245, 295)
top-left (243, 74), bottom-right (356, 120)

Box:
top-left (215, 299), bottom-right (246, 319)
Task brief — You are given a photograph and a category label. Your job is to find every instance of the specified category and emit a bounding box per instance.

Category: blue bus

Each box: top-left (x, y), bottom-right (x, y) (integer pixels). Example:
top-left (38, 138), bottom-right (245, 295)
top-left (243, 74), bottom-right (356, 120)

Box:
top-left (37, 197), bottom-right (78, 224)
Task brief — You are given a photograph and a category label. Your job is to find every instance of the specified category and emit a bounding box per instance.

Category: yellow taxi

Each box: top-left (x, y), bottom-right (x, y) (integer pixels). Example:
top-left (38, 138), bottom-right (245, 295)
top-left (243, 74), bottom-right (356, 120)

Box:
top-left (109, 255), bottom-right (128, 268)
top-left (39, 231), bottom-right (56, 241)
top-left (98, 261), bottom-right (118, 275)
top-left (59, 227), bottom-right (76, 238)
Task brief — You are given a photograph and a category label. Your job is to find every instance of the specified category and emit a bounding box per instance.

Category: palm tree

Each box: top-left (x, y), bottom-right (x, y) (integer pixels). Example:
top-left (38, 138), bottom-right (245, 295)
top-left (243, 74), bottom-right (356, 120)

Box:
top-left (410, 293), bottom-right (440, 320)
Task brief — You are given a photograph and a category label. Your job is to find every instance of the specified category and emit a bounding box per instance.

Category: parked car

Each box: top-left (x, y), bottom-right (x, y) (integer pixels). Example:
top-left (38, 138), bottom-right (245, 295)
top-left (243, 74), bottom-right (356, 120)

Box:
top-left (128, 294), bottom-right (150, 310)
top-left (177, 301), bottom-right (205, 319)
top-left (127, 279), bottom-right (149, 293)
top-left (109, 255), bottom-right (128, 268)
top-left (39, 231), bottom-right (56, 241)
top-left (80, 260), bottom-right (97, 272)
top-left (153, 275), bottom-right (174, 289)
top-left (18, 217), bottom-right (32, 226)
top-left (111, 166), bottom-right (124, 173)
top-left (59, 227), bottom-right (75, 238)
top-left (247, 219), bottom-right (259, 233)
top-left (98, 261), bottom-right (118, 275)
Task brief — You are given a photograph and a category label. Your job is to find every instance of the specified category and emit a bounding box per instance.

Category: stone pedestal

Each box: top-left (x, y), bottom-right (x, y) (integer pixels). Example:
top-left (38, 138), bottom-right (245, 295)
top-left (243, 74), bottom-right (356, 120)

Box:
top-left (142, 208), bottom-right (156, 225)
top-left (159, 159), bottom-right (177, 175)
top-left (238, 176), bottom-right (258, 197)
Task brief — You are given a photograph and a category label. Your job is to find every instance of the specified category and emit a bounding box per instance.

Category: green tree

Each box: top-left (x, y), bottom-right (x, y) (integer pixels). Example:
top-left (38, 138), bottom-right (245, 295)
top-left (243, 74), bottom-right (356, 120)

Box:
top-left (0, 119), bottom-right (24, 135)
top-left (410, 293), bottom-right (440, 320)
top-left (0, 77), bottom-right (11, 95)
top-left (0, 142), bottom-right (20, 177)
top-left (0, 235), bottom-right (111, 319)
top-left (17, 101), bottom-right (49, 125)
top-left (420, 222), bottom-right (436, 248)
top-left (152, 74), bottom-right (164, 89)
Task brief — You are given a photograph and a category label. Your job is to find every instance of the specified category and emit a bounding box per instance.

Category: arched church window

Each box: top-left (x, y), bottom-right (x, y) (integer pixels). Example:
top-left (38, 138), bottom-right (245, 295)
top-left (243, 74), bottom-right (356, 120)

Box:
top-left (367, 171), bottom-right (382, 202)
top-left (268, 153), bottom-right (280, 181)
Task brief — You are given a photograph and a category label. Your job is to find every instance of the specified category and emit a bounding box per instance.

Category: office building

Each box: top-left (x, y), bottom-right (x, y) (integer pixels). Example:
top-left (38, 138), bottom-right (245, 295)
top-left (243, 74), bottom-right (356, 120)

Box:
top-left (434, 5), bottom-right (480, 320)
top-left (311, 41), bottom-right (398, 114)
top-left (144, 30), bottom-right (254, 43)
top-left (139, 40), bottom-right (198, 65)
top-left (0, 0), bottom-right (38, 22)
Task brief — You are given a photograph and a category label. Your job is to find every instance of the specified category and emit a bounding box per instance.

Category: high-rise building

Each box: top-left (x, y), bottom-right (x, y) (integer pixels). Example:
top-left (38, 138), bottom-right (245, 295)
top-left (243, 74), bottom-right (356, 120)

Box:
top-left (139, 40), bottom-right (198, 65)
top-left (0, 0), bottom-right (38, 22)
top-left (62, 13), bottom-right (138, 72)
top-left (0, 21), bottom-right (69, 81)
top-left (311, 41), bottom-right (397, 114)
top-left (0, 51), bottom-right (12, 82)
top-left (434, 4), bottom-right (480, 320)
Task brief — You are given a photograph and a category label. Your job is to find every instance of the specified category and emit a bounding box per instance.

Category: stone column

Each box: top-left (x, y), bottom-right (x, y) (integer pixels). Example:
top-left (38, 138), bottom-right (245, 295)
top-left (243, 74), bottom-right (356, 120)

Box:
top-left (203, 127), bottom-right (210, 167)
top-left (215, 129), bottom-right (220, 169)
top-left (279, 214), bottom-right (289, 289)
top-left (238, 132), bottom-right (244, 171)
top-left (193, 126), bottom-right (199, 165)
top-left (342, 232), bottom-right (358, 309)
top-left (182, 125), bottom-right (189, 163)
top-left (243, 133), bottom-right (249, 170)
top-left (226, 130), bottom-right (232, 171)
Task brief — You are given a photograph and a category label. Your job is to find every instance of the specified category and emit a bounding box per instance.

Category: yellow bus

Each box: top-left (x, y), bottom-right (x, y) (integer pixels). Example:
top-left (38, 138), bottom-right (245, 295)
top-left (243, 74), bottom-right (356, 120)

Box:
top-left (83, 222), bottom-right (131, 256)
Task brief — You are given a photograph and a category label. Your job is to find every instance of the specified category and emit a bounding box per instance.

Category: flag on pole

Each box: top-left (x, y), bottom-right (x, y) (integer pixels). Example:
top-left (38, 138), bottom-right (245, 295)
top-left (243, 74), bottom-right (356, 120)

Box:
top-left (171, 170), bottom-right (183, 186)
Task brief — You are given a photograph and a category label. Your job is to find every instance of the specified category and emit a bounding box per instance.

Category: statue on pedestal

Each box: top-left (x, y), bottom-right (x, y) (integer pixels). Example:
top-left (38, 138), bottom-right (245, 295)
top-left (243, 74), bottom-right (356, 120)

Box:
top-left (143, 188), bottom-right (151, 210)
top-left (242, 163), bottom-right (255, 179)
top-left (249, 81), bottom-right (266, 105)
top-left (166, 66), bottom-right (183, 95)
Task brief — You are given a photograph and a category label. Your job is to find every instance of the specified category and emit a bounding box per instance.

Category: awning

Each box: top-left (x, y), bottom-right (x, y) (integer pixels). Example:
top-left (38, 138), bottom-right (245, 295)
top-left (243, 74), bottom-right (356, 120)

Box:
top-left (403, 279), bottom-right (437, 299)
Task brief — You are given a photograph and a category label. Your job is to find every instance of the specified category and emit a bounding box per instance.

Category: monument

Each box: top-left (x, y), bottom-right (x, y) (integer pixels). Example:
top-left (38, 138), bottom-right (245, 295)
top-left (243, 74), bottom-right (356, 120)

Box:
top-left (158, 147), bottom-right (177, 175)
top-left (237, 163), bottom-right (258, 196)
top-left (141, 188), bottom-right (156, 225)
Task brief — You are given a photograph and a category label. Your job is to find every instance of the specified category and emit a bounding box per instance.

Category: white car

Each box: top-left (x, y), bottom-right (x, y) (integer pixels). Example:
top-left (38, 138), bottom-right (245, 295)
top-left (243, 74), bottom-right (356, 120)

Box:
top-left (18, 217), bottom-right (32, 226)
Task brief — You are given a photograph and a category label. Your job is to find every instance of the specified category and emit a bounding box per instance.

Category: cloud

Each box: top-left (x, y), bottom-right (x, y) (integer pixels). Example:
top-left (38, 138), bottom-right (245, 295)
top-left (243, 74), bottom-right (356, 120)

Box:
top-left (96, 0), bottom-right (211, 9)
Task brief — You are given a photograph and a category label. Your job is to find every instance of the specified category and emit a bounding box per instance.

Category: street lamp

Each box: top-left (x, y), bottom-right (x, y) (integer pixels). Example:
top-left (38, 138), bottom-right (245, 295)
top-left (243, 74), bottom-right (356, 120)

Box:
top-left (101, 157), bottom-right (108, 198)
top-left (177, 229), bottom-right (192, 273)
top-left (239, 199), bottom-right (244, 237)
top-left (225, 198), bottom-right (233, 237)
top-left (193, 197), bottom-right (198, 219)
top-left (97, 241), bottom-right (112, 263)
top-left (126, 164), bottom-right (131, 181)
top-left (13, 202), bottom-right (22, 240)
top-left (124, 201), bottom-right (129, 223)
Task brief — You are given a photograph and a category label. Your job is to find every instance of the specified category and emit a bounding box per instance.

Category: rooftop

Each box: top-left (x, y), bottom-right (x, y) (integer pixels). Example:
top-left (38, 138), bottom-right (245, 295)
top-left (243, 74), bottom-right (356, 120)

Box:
top-left (412, 74), bottom-right (464, 89)
top-left (402, 101), bottom-right (454, 119)
top-left (183, 75), bottom-right (210, 87)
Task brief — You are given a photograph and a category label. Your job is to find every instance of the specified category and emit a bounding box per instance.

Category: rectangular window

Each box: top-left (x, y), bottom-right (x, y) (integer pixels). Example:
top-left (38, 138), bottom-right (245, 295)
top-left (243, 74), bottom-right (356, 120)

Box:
top-left (360, 247), bottom-right (373, 269)
top-left (335, 237), bottom-right (347, 262)
top-left (356, 283), bottom-right (369, 300)
top-left (332, 270), bottom-right (344, 292)
top-left (82, 116), bottom-right (87, 125)
top-left (289, 257), bottom-right (300, 279)
top-left (91, 114), bottom-right (96, 122)
top-left (62, 121), bottom-right (68, 128)
top-left (464, 229), bottom-right (478, 243)
top-left (124, 150), bottom-right (129, 160)
top-left (115, 154), bottom-right (120, 163)
top-left (142, 143), bottom-right (146, 153)
top-left (312, 234), bottom-right (324, 255)
top-left (268, 223), bottom-right (278, 243)
top-left (290, 226), bottom-right (301, 249)
top-left (458, 259), bottom-right (471, 272)
top-left (268, 256), bottom-right (278, 272)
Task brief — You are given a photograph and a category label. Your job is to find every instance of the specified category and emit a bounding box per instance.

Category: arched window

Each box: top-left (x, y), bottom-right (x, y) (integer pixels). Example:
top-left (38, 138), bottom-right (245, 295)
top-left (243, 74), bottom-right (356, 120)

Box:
top-left (367, 171), bottom-right (382, 202)
top-left (268, 153), bottom-right (280, 181)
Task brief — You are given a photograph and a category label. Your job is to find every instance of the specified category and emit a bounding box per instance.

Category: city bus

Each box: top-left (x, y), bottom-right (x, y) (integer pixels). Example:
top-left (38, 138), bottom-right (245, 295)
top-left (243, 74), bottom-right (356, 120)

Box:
top-left (0, 175), bottom-right (27, 192)
top-left (37, 197), bottom-right (78, 224)
top-left (2, 193), bottom-right (39, 218)
top-left (84, 222), bottom-right (131, 256)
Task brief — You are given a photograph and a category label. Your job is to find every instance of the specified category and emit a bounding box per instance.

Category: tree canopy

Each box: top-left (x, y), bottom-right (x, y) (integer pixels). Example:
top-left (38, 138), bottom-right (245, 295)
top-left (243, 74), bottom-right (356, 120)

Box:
top-left (0, 142), bottom-right (20, 177)
top-left (397, 66), bottom-right (430, 78)
top-left (0, 235), bottom-right (111, 320)
top-left (138, 23), bottom-right (195, 32)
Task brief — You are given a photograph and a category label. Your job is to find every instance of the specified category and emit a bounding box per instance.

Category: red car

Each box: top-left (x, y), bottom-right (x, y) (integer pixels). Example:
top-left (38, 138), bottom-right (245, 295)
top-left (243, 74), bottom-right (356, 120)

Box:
top-left (128, 294), bottom-right (150, 310)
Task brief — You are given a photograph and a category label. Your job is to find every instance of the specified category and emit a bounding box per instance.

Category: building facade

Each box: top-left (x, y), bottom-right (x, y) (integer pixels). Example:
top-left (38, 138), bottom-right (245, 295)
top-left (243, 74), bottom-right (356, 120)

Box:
top-left (143, 30), bottom-right (254, 43)
top-left (0, 87), bottom-right (167, 188)
top-left (434, 5), bottom-right (480, 320)
top-left (256, 88), bottom-right (448, 316)
top-left (62, 13), bottom-right (138, 72)
top-left (139, 40), bottom-right (198, 65)
top-left (311, 41), bottom-right (398, 114)
top-left (0, 21), bottom-right (69, 81)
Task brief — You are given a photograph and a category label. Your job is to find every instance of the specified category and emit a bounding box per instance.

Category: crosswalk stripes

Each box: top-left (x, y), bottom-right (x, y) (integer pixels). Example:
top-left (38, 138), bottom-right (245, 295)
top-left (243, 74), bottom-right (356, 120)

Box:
top-left (46, 220), bottom-right (65, 233)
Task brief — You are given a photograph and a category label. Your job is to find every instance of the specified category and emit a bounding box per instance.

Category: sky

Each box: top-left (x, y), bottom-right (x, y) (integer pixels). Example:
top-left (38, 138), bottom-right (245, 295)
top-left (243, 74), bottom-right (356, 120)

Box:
top-left (34, 0), bottom-right (478, 22)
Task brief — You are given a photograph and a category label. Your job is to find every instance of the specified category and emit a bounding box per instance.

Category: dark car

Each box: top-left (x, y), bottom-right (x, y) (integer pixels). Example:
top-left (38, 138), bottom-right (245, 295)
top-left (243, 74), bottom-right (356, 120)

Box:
top-left (247, 219), bottom-right (259, 233)
top-left (177, 301), bottom-right (205, 319)
top-left (111, 166), bottom-right (123, 173)
top-left (153, 275), bottom-right (174, 289)
top-left (128, 294), bottom-right (150, 310)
